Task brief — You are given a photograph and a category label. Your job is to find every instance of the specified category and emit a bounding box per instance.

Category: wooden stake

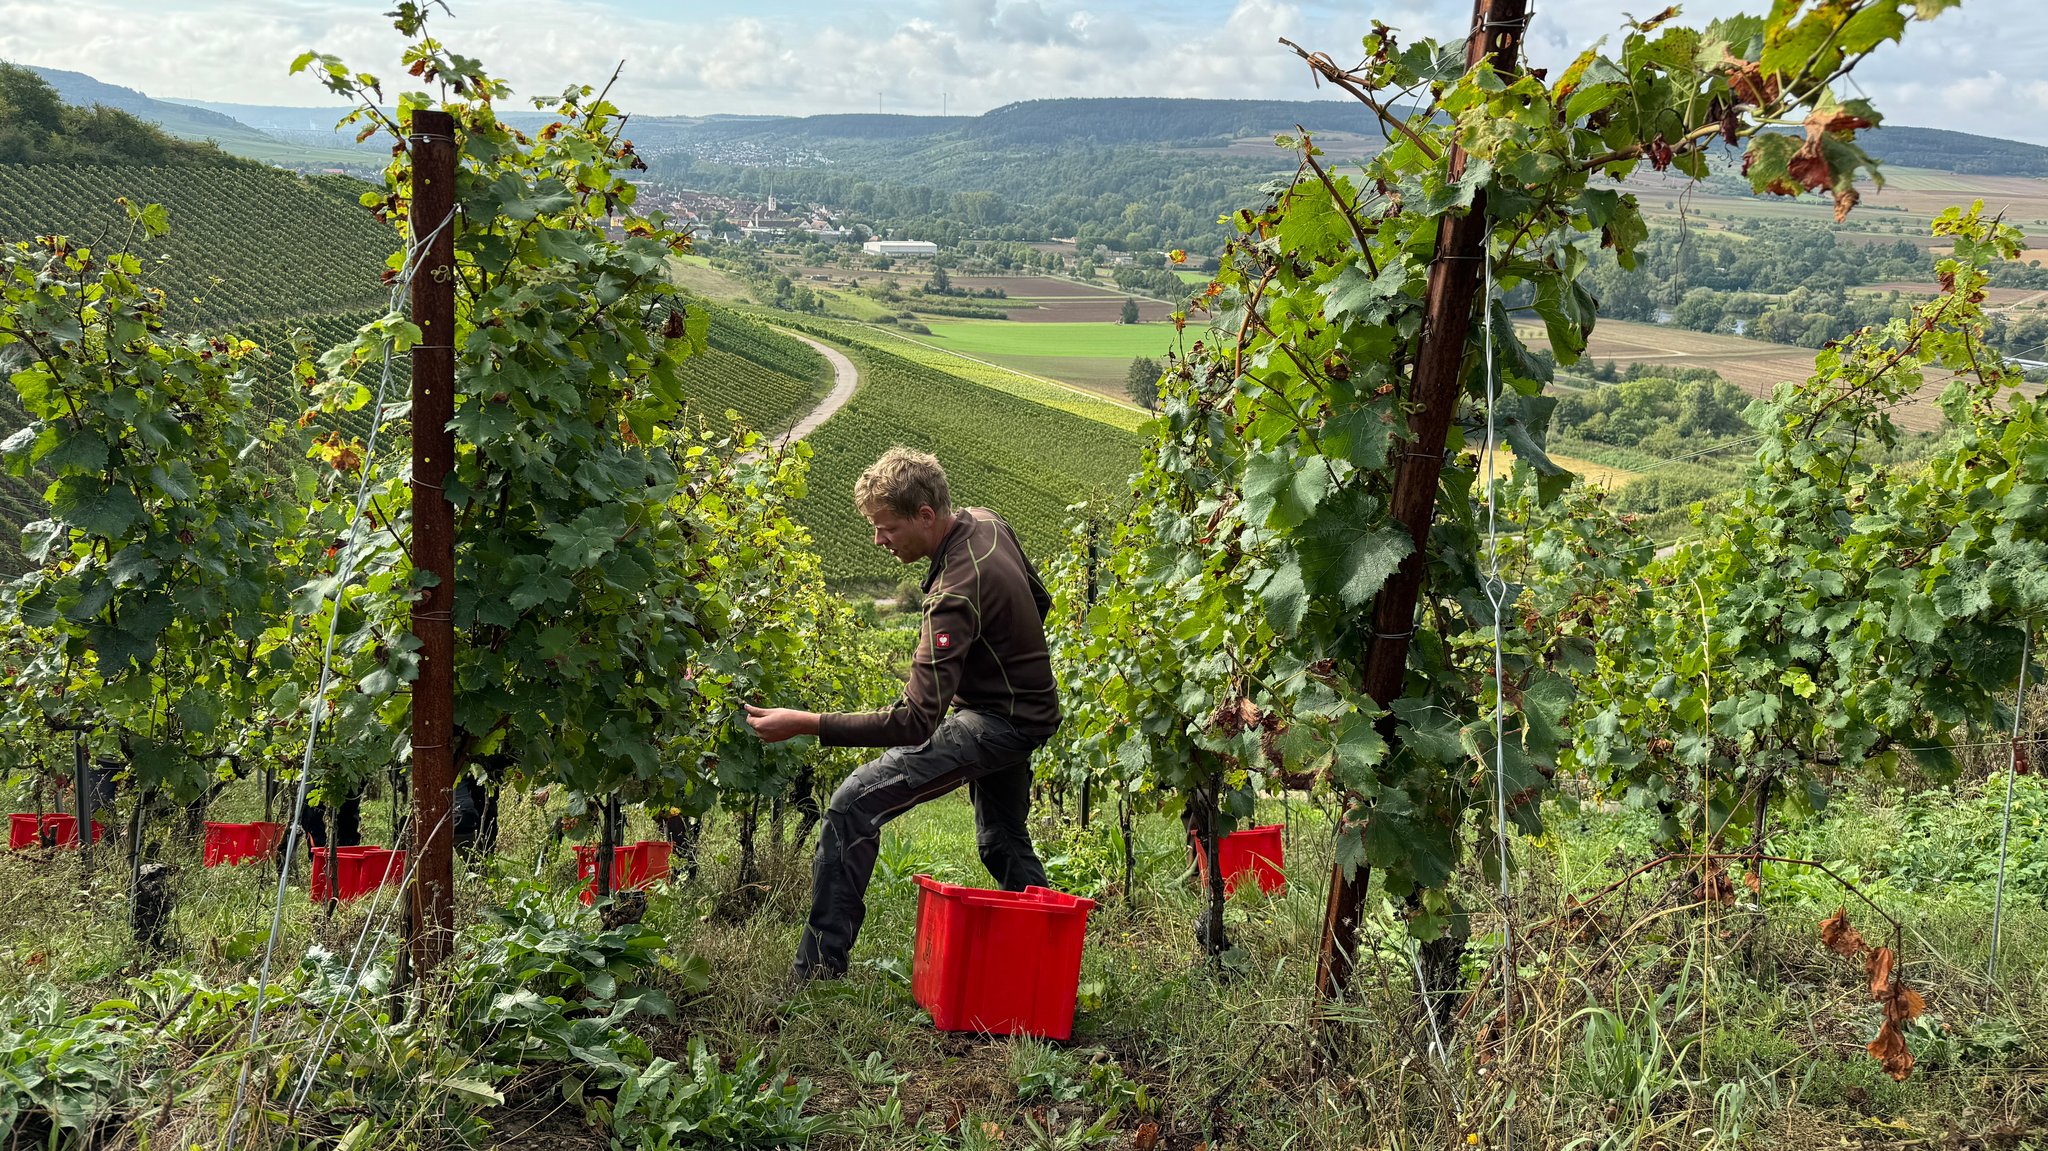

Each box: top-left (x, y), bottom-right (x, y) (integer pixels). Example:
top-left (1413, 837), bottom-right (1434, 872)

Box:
top-left (1314, 0), bottom-right (1528, 1002)
top-left (408, 109), bottom-right (459, 979)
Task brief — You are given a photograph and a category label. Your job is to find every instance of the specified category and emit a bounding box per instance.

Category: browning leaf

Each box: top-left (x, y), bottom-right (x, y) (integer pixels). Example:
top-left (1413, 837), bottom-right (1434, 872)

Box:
top-left (1787, 140), bottom-right (1831, 193)
top-left (1724, 56), bottom-right (1780, 107)
top-left (1633, 5), bottom-right (1680, 31)
top-left (1866, 945), bottom-right (1896, 997)
top-left (1819, 906), bottom-right (1867, 957)
top-left (1134, 1122), bottom-right (1162, 1151)
top-left (1891, 984), bottom-right (1926, 1024)
top-left (1808, 109), bottom-right (1875, 136)
top-left (1868, 1018), bottom-right (1914, 1081)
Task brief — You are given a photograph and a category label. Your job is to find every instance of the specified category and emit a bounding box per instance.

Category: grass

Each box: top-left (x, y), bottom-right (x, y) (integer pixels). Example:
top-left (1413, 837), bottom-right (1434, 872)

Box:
top-left (8, 767), bottom-right (2048, 1148)
top-left (669, 253), bottom-right (750, 301)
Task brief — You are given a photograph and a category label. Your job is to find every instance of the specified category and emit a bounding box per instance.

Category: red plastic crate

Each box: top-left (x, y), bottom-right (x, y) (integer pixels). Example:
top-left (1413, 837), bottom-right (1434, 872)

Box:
top-left (9, 813), bottom-right (104, 850)
top-left (911, 875), bottom-right (1095, 1040)
top-left (309, 845), bottom-right (406, 901)
top-left (575, 840), bottom-right (673, 903)
top-left (1193, 823), bottom-right (1286, 896)
top-left (203, 821), bottom-right (285, 867)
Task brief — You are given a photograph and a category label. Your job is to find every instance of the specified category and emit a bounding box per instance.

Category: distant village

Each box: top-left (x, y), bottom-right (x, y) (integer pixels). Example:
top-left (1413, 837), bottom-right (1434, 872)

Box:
top-left (637, 189), bottom-right (855, 245)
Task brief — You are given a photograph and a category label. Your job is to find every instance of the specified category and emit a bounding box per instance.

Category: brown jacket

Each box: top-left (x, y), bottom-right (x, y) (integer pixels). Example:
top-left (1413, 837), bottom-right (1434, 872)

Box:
top-left (819, 508), bottom-right (1061, 748)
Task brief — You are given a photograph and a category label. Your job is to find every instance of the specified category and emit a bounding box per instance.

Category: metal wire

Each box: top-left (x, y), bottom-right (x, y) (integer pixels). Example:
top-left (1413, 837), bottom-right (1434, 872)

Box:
top-left (1480, 229), bottom-right (1515, 1151)
top-left (224, 204), bottom-right (455, 1148)
top-left (1989, 627), bottom-right (2032, 981)
top-left (287, 807), bottom-right (453, 1118)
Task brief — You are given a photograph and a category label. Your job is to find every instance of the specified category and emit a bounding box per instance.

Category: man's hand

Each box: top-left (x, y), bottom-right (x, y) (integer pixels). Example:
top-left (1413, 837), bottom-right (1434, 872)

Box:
top-left (744, 704), bottom-right (820, 744)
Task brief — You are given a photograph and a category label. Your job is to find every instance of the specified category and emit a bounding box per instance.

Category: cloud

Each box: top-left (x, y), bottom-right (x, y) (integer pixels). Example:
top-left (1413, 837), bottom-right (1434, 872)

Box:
top-left (0, 0), bottom-right (2041, 143)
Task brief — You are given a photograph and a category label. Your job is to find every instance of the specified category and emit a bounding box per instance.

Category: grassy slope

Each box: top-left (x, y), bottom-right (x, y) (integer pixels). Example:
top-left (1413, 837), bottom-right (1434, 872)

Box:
top-left (681, 306), bottom-right (832, 435)
top-left (7, 774), bottom-right (2048, 1148)
top-left (919, 319), bottom-right (1190, 359)
top-left (782, 315), bottom-right (1151, 433)
top-left (789, 339), bottom-right (1143, 586)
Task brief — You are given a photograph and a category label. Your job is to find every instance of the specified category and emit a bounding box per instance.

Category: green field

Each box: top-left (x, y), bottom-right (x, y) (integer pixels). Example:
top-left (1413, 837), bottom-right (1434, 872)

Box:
top-left (913, 319), bottom-right (1197, 397)
top-left (791, 341), bottom-right (1144, 585)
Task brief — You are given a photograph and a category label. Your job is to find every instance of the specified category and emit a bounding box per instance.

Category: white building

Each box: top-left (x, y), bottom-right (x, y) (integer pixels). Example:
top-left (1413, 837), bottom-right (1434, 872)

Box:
top-left (864, 239), bottom-right (939, 258)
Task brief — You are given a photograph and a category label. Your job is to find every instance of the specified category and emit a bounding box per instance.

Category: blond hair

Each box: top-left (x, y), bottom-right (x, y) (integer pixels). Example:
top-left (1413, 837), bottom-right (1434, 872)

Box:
top-left (855, 447), bottom-right (951, 519)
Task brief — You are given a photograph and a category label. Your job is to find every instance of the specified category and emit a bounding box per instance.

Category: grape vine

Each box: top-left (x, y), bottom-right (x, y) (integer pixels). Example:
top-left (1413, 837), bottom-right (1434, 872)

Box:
top-left (1044, 0), bottom-right (1957, 974)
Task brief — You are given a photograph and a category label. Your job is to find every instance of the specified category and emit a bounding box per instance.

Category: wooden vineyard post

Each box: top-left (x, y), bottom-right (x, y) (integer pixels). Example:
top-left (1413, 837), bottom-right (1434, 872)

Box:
top-left (1080, 520), bottom-right (1099, 828)
top-left (1313, 0), bottom-right (1528, 1002)
top-left (72, 733), bottom-right (90, 866)
top-left (408, 109), bottom-right (459, 979)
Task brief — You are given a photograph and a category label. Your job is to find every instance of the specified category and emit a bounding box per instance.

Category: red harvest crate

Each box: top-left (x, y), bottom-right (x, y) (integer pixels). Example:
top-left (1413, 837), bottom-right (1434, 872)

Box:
top-left (9, 813), bottom-right (104, 850)
top-left (1193, 823), bottom-right (1286, 896)
top-left (203, 821), bottom-right (285, 867)
top-left (309, 845), bottom-right (406, 901)
top-left (575, 840), bottom-right (674, 904)
top-left (911, 875), bottom-right (1095, 1040)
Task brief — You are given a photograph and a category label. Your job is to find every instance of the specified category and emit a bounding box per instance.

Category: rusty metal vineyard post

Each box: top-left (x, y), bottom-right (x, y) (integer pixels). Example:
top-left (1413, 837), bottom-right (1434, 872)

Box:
top-left (408, 109), bottom-right (458, 979)
top-left (1313, 0), bottom-right (1528, 1002)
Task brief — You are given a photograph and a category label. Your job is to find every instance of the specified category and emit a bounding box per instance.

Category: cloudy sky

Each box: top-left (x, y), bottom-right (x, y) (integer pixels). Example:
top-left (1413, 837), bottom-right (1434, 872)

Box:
top-left (4, 0), bottom-right (2044, 143)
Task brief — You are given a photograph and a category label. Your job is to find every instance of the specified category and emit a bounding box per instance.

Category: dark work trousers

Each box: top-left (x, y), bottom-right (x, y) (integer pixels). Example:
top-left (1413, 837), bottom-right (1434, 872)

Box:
top-left (299, 787), bottom-right (362, 849)
top-left (453, 774), bottom-right (501, 856)
top-left (794, 709), bottom-right (1051, 977)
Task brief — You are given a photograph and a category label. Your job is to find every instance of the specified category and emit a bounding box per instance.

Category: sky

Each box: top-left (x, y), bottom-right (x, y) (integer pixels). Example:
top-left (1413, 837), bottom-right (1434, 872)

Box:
top-left (2, 0), bottom-right (2045, 144)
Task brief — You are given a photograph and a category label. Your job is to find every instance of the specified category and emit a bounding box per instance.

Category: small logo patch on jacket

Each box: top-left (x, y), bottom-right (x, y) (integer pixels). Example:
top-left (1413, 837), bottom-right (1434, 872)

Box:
top-left (935, 632), bottom-right (953, 651)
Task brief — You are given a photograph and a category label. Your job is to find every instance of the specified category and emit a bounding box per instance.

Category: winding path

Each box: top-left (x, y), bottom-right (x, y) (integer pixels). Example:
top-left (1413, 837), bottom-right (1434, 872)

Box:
top-left (774, 333), bottom-right (859, 447)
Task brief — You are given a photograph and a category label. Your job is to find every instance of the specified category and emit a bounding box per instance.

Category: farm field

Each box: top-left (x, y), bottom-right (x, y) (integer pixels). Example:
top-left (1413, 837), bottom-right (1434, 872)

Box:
top-left (919, 319), bottom-right (1189, 360)
top-left (912, 318), bottom-right (1190, 397)
top-left (1630, 165), bottom-right (2048, 236)
top-left (676, 305), bottom-right (834, 435)
top-left (0, 164), bottom-right (395, 329)
top-left (783, 265), bottom-right (1180, 324)
top-left (1856, 281), bottom-right (2048, 309)
top-left (1482, 446), bottom-right (1639, 490)
top-left (1526, 317), bottom-right (1949, 432)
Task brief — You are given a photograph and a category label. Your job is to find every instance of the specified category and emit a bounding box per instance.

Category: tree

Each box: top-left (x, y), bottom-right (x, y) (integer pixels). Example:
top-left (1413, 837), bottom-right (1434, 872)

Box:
top-left (1124, 356), bottom-right (1162, 409)
top-left (1120, 297), bottom-right (1141, 325)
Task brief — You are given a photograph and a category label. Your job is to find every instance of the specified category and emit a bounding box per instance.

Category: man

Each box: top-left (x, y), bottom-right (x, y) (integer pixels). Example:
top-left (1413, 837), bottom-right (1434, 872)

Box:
top-left (745, 447), bottom-right (1061, 982)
